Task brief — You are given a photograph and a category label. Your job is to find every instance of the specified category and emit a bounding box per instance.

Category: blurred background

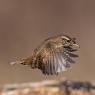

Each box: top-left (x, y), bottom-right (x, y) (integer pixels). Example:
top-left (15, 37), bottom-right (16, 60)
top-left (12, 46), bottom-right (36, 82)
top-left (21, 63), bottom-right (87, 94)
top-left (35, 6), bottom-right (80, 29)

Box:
top-left (0, 0), bottom-right (95, 85)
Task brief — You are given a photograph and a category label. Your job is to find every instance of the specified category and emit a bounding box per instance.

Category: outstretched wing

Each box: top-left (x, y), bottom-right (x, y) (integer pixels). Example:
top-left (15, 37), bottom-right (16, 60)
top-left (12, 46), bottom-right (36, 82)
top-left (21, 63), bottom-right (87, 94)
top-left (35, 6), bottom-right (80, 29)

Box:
top-left (35, 41), bottom-right (78, 75)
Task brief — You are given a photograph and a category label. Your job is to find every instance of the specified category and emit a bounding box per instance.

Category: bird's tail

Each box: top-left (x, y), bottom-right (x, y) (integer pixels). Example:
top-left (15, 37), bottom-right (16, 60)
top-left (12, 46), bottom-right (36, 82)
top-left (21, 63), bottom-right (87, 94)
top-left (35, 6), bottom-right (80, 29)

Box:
top-left (10, 60), bottom-right (25, 65)
top-left (10, 56), bottom-right (33, 66)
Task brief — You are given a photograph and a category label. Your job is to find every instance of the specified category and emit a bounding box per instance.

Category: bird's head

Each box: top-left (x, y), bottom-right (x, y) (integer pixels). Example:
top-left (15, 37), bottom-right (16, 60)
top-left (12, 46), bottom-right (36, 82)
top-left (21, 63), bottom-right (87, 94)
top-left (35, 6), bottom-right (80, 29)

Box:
top-left (62, 35), bottom-right (79, 48)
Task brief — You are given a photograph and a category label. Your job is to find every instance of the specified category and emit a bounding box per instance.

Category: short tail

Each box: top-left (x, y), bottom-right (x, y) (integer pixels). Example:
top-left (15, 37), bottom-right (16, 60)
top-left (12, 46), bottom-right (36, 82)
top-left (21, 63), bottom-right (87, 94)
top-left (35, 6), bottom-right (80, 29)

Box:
top-left (10, 60), bottom-right (24, 65)
top-left (10, 57), bottom-right (33, 66)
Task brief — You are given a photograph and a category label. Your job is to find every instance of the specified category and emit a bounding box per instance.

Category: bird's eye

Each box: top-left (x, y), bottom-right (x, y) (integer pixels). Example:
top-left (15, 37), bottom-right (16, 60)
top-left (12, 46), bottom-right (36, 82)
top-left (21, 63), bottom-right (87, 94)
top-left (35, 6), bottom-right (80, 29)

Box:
top-left (67, 40), bottom-right (70, 42)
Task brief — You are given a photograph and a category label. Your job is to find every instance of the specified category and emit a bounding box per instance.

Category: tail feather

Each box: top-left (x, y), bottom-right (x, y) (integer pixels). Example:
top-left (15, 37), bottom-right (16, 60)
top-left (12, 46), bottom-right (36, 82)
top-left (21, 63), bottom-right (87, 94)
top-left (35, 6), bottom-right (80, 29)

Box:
top-left (10, 57), bottom-right (33, 66)
top-left (10, 60), bottom-right (24, 65)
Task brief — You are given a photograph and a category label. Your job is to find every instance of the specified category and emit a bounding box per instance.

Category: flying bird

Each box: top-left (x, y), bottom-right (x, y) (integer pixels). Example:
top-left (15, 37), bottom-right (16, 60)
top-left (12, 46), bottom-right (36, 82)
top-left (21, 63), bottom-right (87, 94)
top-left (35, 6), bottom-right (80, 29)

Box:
top-left (10, 35), bottom-right (79, 75)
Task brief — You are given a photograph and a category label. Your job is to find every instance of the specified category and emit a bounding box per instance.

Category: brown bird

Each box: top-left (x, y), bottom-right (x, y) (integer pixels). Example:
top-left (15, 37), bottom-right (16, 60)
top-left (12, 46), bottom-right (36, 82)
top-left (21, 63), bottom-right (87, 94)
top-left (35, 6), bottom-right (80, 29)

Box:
top-left (10, 35), bottom-right (79, 75)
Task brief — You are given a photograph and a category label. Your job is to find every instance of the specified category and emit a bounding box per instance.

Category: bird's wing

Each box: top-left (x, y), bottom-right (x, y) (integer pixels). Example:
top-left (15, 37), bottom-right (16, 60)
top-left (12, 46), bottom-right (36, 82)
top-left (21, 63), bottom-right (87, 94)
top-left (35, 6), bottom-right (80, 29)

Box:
top-left (35, 41), bottom-right (78, 75)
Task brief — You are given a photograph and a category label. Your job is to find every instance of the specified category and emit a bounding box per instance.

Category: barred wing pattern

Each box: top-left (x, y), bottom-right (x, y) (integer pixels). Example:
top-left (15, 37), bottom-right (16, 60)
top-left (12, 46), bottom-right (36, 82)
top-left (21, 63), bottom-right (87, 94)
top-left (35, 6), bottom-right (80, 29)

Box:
top-left (35, 43), bottom-right (78, 75)
top-left (10, 35), bottom-right (79, 75)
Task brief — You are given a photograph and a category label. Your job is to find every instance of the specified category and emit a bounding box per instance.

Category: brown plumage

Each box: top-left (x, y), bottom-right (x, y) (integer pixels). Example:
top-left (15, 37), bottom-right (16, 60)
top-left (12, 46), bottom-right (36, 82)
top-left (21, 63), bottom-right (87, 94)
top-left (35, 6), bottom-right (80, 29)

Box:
top-left (10, 35), bottom-right (79, 75)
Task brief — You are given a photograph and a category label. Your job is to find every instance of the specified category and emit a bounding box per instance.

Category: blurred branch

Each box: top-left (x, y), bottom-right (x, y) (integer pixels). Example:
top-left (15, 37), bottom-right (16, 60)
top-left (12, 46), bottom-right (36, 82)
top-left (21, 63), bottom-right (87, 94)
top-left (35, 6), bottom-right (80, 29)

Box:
top-left (0, 79), bottom-right (95, 95)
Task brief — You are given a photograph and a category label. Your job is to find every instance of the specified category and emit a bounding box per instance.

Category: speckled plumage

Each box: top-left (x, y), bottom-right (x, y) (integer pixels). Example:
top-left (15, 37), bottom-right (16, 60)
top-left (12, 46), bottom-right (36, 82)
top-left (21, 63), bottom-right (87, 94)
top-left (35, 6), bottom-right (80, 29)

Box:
top-left (11, 35), bottom-right (79, 75)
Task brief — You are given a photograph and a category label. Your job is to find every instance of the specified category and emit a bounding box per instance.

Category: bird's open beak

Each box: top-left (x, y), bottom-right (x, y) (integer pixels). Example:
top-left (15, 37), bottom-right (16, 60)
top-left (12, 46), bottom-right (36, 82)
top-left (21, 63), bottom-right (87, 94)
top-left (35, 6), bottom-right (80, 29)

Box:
top-left (73, 43), bottom-right (80, 48)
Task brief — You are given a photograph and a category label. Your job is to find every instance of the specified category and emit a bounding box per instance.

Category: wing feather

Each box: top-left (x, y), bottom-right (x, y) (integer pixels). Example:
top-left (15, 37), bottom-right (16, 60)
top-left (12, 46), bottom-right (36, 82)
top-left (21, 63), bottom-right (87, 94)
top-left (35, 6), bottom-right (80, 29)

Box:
top-left (11, 35), bottom-right (79, 75)
top-left (35, 40), bottom-right (78, 75)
